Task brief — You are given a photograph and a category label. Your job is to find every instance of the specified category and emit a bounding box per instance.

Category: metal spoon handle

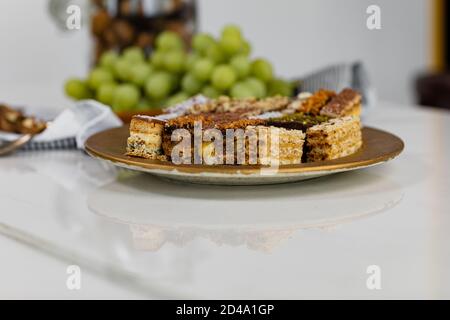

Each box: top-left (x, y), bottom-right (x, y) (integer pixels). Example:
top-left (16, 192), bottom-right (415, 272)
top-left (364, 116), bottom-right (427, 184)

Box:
top-left (0, 134), bottom-right (34, 156)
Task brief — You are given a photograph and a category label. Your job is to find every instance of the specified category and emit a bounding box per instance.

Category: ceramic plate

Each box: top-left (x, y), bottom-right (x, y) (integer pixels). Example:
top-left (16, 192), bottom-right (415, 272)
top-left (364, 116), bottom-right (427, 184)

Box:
top-left (85, 126), bottom-right (404, 185)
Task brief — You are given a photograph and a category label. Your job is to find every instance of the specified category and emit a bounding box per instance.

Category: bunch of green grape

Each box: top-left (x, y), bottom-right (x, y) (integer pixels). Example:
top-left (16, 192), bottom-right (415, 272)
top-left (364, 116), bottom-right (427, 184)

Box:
top-left (65, 25), bottom-right (294, 112)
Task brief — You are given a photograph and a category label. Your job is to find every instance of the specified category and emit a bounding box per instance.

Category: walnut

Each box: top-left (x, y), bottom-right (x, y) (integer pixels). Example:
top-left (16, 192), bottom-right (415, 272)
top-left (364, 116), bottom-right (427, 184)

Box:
top-left (91, 9), bottom-right (111, 36)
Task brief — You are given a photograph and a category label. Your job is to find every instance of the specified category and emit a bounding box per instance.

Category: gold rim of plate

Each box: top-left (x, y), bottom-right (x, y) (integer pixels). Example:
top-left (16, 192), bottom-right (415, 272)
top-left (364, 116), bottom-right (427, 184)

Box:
top-left (85, 125), bottom-right (404, 175)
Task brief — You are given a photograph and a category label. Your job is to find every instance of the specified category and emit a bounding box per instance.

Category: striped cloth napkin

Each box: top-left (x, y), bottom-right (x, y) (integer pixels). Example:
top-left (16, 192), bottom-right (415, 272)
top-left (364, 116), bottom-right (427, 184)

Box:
top-left (296, 61), bottom-right (375, 109)
top-left (0, 100), bottom-right (122, 151)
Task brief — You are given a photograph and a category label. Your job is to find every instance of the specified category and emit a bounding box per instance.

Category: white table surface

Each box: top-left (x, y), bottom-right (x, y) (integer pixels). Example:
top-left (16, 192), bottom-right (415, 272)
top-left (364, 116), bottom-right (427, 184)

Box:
top-left (0, 101), bottom-right (449, 299)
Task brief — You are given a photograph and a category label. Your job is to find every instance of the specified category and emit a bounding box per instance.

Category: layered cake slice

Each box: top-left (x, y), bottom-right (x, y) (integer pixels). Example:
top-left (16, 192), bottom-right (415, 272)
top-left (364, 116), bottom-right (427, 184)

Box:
top-left (246, 126), bottom-right (306, 165)
top-left (320, 88), bottom-right (362, 117)
top-left (285, 88), bottom-right (361, 118)
top-left (293, 89), bottom-right (336, 115)
top-left (282, 89), bottom-right (336, 115)
top-left (305, 116), bottom-right (362, 162)
top-left (161, 112), bottom-right (264, 162)
top-left (126, 115), bottom-right (166, 160)
top-left (161, 112), bottom-right (305, 165)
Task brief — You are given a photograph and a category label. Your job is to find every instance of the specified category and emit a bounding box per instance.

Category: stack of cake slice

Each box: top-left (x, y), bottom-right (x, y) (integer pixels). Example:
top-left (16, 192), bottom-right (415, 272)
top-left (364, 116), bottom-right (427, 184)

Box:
top-left (161, 113), bottom-right (306, 165)
top-left (125, 88), bottom-right (364, 165)
top-left (305, 116), bottom-right (362, 162)
top-left (266, 88), bottom-right (363, 162)
top-left (126, 115), bottom-right (166, 160)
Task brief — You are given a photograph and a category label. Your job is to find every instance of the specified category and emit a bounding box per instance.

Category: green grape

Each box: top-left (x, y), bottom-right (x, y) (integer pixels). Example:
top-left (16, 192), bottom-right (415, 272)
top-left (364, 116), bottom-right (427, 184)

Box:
top-left (150, 50), bottom-right (166, 69)
top-left (87, 68), bottom-right (114, 90)
top-left (202, 85), bottom-right (221, 98)
top-left (166, 92), bottom-right (190, 106)
top-left (113, 58), bottom-right (133, 81)
top-left (136, 99), bottom-right (152, 111)
top-left (230, 55), bottom-right (251, 79)
top-left (192, 33), bottom-right (216, 55)
top-left (156, 31), bottom-right (183, 51)
top-left (151, 99), bottom-right (168, 108)
top-left (96, 82), bottom-right (117, 105)
top-left (163, 50), bottom-right (186, 73)
top-left (268, 78), bottom-right (294, 96)
top-left (123, 47), bottom-right (145, 63)
top-left (145, 72), bottom-right (172, 100)
top-left (211, 65), bottom-right (237, 90)
top-left (251, 58), bottom-right (274, 83)
top-left (241, 41), bottom-right (252, 56)
top-left (245, 77), bottom-right (267, 98)
top-left (129, 63), bottom-right (153, 87)
top-left (112, 84), bottom-right (140, 111)
top-left (230, 82), bottom-right (255, 98)
top-left (192, 58), bottom-right (214, 81)
top-left (99, 51), bottom-right (119, 70)
top-left (181, 73), bottom-right (203, 95)
top-left (168, 73), bottom-right (181, 91)
top-left (219, 34), bottom-right (243, 56)
top-left (221, 24), bottom-right (242, 39)
top-left (185, 53), bottom-right (201, 71)
top-left (206, 44), bottom-right (226, 64)
top-left (64, 78), bottom-right (91, 100)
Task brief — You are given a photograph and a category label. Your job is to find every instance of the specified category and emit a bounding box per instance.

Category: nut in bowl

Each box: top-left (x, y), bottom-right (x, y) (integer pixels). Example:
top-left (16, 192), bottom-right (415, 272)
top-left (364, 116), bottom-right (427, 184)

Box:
top-left (0, 104), bottom-right (47, 135)
top-left (0, 104), bottom-right (48, 156)
top-left (85, 89), bottom-right (404, 185)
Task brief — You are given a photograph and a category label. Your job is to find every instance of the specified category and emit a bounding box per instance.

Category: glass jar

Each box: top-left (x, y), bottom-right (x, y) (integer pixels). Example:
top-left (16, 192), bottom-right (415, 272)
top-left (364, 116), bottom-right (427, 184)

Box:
top-left (49, 0), bottom-right (197, 63)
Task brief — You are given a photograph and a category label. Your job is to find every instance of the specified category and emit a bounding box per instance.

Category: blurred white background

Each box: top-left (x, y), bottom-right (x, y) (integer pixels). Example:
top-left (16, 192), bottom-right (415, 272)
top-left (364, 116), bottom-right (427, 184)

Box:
top-left (0, 0), bottom-right (430, 109)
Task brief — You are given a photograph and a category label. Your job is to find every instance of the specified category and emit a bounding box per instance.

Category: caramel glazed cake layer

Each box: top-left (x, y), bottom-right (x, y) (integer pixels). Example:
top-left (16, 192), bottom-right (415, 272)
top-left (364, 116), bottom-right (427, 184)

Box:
top-left (125, 88), bottom-right (363, 165)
